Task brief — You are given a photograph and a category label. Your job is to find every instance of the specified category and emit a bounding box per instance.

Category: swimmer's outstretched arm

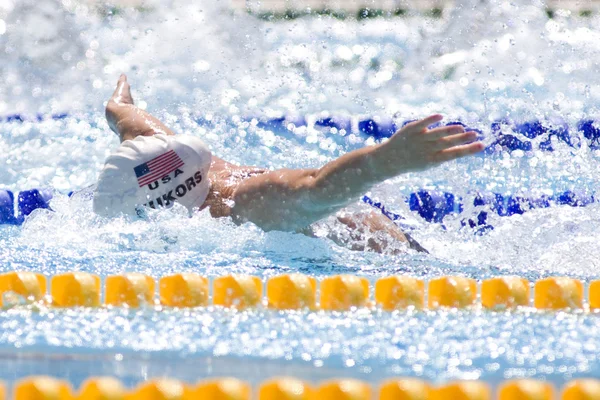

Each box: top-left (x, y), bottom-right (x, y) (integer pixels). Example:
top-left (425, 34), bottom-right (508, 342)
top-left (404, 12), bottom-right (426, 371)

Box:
top-left (232, 115), bottom-right (484, 231)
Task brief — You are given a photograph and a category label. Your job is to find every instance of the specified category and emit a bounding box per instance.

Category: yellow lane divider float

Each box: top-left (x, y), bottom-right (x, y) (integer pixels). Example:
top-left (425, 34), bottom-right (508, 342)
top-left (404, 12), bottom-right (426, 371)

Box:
top-left (159, 273), bottom-right (209, 308)
top-left (51, 273), bottom-right (101, 308)
top-left (427, 276), bottom-right (477, 308)
top-left (379, 378), bottom-right (431, 400)
top-left (267, 274), bottom-right (316, 310)
top-left (79, 377), bottom-right (125, 399)
top-left (320, 275), bottom-right (370, 311)
top-left (498, 380), bottom-right (555, 400)
top-left (481, 276), bottom-right (529, 309)
top-left (430, 381), bottom-right (491, 400)
top-left (259, 377), bottom-right (313, 400)
top-left (213, 275), bottom-right (263, 309)
top-left (0, 271), bottom-right (46, 307)
top-left (5, 376), bottom-right (600, 399)
top-left (375, 276), bottom-right (424, 310)
top-left (0, 272), bottom-right (595, 311)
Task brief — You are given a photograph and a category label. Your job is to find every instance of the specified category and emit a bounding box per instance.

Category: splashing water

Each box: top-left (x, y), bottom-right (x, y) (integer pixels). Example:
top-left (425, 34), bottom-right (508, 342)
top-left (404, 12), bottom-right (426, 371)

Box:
top-left (1, 0), bottom-right (600, 386)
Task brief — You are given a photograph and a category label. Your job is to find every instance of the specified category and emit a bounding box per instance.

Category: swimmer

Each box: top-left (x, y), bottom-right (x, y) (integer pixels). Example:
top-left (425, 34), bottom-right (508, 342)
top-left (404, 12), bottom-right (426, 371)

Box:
top-left (95, 75), bottom-right (484, 254)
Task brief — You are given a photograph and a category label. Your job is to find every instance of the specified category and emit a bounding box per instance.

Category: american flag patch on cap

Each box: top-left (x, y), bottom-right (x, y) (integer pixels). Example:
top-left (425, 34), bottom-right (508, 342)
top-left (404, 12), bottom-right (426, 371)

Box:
top-left (133, 150), bottom-right (184, 187)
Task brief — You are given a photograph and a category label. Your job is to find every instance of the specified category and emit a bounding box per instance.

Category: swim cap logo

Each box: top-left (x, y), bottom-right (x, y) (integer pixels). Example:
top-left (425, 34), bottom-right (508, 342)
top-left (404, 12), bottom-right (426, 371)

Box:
top-left (134, 150), bottom-right (185, 187)
top-left (143, 171), bottom-right (204, 209)
top-left (146, 169), bottom-right (184, 190)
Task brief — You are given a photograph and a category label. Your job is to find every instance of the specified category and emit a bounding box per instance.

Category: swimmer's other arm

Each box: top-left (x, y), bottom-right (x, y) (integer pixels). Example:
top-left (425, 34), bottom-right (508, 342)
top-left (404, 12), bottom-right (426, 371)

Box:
top-left (231, 115), bottom-right (484, 231)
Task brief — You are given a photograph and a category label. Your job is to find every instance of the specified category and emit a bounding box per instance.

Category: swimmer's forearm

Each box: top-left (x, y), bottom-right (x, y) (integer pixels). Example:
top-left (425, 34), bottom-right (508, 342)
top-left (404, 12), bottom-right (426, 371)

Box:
top-left (231, 143), bottom-right (395, 230)
top-left (307, 143), bottom-right (390, 210)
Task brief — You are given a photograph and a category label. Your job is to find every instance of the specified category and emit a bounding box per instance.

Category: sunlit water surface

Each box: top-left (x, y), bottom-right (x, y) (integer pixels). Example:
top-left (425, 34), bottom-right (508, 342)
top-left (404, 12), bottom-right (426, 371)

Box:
top-left (1, 0), bottom-right (600, 387)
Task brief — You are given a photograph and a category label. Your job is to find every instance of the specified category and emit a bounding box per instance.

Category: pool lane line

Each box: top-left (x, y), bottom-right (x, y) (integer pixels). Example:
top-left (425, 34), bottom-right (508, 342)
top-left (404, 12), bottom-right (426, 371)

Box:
top-left (2, 113), bottom-right (599, 152)
top-left (0, 187), bottom-right (594, 231)
top-left (0, 272), bottom-right (593, 312)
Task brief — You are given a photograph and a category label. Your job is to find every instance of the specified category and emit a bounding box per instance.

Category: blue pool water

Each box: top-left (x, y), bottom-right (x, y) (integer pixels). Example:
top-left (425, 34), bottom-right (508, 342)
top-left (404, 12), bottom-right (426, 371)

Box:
top-left (3, 0), bottom-right (600, 389)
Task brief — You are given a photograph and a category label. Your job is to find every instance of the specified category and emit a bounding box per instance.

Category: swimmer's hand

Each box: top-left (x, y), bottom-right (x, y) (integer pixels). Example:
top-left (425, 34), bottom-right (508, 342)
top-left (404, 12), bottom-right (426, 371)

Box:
top-left (374, 114), bottom-right (485, 179)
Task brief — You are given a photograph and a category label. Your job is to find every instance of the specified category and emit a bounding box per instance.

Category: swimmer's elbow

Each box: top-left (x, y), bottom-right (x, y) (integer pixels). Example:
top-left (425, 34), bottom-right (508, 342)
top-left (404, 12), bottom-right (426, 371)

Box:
top-left (298, 171), bottom-right (327, 211)
top-left (302, 169), bottom-right (348, 214)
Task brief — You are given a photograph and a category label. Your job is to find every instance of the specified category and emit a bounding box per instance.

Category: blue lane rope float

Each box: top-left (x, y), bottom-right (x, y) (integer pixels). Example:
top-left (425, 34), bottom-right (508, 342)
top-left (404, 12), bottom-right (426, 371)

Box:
top-left (422, 189), bottom-right (593, 231)
top-left (0, 187), bottom-right (594, 232)
top-left (0, 188), bottom-right (54, 225)
top-left (0, 190), bottom-right (18, 225)
top-left (364, 190), bottom-right (595, 233)
top-left (3, 112), bottom-right (600, 151)
top-left (206, 115), bottom-right (600, 151)
top-left (0, 113), bottom-right (69, 123)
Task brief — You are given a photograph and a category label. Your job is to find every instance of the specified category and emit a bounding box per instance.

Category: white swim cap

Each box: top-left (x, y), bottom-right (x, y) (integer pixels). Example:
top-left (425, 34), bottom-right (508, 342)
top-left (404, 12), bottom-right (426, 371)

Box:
top-left (93, 134), bottom-right (212, 217)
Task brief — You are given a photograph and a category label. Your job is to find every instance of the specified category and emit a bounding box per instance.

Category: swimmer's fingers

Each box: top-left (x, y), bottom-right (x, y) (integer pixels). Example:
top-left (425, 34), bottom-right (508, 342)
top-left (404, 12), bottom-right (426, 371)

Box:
top-left (403, 114), bottom-right (444, 133)
top-left (433, 131), bottom-right (479, 150)
top-left (424, 125), bottom-right (466, 141)
top-left (432, 141), bottom-right (486, 163)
